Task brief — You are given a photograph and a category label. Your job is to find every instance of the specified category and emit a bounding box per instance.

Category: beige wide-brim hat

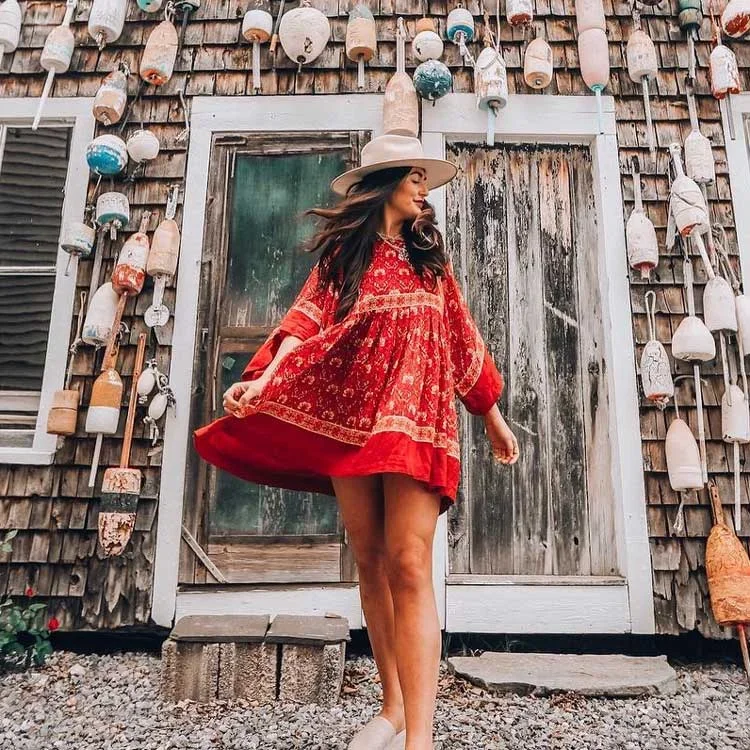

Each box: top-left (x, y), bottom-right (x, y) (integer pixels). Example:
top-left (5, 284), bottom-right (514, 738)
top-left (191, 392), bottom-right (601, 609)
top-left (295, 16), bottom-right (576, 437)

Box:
top-left (330, 133), bottom-right (458, 197)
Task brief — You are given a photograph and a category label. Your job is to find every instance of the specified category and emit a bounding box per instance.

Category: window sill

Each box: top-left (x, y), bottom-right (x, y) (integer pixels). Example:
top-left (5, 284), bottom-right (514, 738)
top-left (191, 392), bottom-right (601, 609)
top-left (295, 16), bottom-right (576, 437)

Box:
top-left (0, 448), bottom-right (55, 465)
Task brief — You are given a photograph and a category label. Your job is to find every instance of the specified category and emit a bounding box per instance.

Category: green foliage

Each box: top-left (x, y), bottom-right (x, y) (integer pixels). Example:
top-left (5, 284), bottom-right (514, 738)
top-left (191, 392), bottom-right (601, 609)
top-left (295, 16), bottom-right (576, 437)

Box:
top-left (0, 530), bottom-right (55, 672)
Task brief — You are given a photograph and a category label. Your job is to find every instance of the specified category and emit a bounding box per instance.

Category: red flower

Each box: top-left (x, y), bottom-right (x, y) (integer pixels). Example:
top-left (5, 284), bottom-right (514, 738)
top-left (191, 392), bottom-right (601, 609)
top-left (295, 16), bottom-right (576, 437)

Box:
top-left (24, 586), bottom-right (34, 597)
top-left (47, 617), bottom-right (60, 631)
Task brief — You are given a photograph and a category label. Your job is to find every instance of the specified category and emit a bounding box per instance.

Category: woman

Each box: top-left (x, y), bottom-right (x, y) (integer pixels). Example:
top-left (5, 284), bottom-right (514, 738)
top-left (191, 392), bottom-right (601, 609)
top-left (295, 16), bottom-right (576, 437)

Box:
top-left (193, 133), bottom-right (519, 750)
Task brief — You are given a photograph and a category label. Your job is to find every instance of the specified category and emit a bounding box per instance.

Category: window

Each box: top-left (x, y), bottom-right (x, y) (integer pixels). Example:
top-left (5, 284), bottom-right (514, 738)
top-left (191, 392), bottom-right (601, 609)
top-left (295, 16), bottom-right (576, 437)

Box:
top-left (0, 99), bottom-right (94, 463)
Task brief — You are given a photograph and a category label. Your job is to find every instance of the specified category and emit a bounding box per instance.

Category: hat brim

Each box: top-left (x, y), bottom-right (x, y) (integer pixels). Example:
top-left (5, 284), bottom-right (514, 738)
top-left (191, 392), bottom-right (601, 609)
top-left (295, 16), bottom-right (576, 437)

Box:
top-left (330, 157), bottom-right (458, 197)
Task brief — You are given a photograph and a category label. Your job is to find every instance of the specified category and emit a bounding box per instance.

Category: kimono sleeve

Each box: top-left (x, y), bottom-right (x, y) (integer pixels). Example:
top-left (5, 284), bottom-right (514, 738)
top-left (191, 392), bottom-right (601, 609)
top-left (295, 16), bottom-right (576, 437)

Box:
top-left (242, 262), bottom-right (329, 382)
top-left (441, 261), bottom-right (504, 415)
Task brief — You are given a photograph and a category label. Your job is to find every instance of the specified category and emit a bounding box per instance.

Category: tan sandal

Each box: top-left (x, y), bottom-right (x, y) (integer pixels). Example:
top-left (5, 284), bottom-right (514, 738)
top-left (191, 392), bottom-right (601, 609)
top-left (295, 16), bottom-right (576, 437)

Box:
top-left (347, 715), bottom-right (400, 750)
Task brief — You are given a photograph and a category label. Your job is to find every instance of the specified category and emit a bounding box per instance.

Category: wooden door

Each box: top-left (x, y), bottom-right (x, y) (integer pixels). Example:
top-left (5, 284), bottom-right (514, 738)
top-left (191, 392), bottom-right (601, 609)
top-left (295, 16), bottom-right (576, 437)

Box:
top-left (444, 142), bottom-right (621, 610)
top-left (180, 131), bottom-right (366, 585)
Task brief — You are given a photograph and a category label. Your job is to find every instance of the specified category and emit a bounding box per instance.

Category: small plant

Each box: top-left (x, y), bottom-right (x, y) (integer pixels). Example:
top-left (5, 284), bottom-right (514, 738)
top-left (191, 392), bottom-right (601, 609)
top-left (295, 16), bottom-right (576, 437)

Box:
top-left (0, 530), bottom-right (58, 672)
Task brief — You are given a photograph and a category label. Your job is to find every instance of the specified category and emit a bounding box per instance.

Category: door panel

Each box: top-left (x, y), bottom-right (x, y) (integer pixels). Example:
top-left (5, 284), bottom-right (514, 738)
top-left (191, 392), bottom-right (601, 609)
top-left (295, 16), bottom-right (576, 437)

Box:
top-left (446, 142), bottom-right (618, 578)
top-left (181, 131), bottom-right (365, 585)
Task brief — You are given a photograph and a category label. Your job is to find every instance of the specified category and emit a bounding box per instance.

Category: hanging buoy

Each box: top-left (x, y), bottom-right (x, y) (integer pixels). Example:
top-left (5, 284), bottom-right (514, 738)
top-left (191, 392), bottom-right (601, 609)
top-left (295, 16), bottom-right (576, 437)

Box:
top-left (98, 333), bottom-right (147, 556)
top-left (137, 360), bottom-right (159, 401)
top-left (641, 291), bottom-right (674, 406)
top-left (722, 0), bottom-right (750, 38)
top-left (346, 5), bottom-right (376, 90)
top-left (126, 128), bottom-right (160, 163)
top-left (506, 0), bottom-right (532, 27)
top-left (678, 0), bottom-right (702, 80)
top-left (668, 142), bottom-right (709, 238)
top-left (145, 186), bottom-right (180, 328)
top-left (413, 59), bottom-right (452, 101)
top-left (278, 0), bottom-right (330, 71)
top-left (684, 88), bottom-right (715, 185)
top-left (88, 0), bottom-right (127, 49)
top-left (626, 12), bottom-right (657, 155)
top-left (82, 282), bottom-right (120, 347)
top-left (672, 258), bottom-right (713, 483)
top-left (96, 191), bottom-right (129, 241)
top-left (722, 376), bottom-right (750, 530)
top-left (665, 400), bottom-right (704, 491)
top-left (86, 134), bottom-right (128, 177)
top-left (523, 36), bottom-right (552, 90)
top-left (705, 275), bottom-right (738, 333)
top-left (710, 39), bottom-right (741, 100)
top-left (242, 0), bottom-right (273, 92)
top-left (60, 220), bottom-right (96, 276)
top-left (412, 17), bottom-right (443, 62)
top-left (93, 63), bottom-right (129, 126)
top-left (33, 0), bottom-right (77, 131)
top-left (626, 163), bottom-right (658, 279)
top-left (710, 22), bottom-right (741, 139)
top-left (0, 0), bottom-right (22, 70)
top-left (575, 0), bottom-right (608, 133)
top-left (474, 45), bottom-right (507, 146)
top-left (112, 213), bottom-right (151, 296)
top-left (140, 14), bottom-right (178, 86)
top-left (47, 291), bottom-right (87, 437)
top-left (447, 6), bottom-right (474, 65)
top-left (383, 17), bottom-right (418, 137)
top-left (138, 0), bottom-right (163, 12)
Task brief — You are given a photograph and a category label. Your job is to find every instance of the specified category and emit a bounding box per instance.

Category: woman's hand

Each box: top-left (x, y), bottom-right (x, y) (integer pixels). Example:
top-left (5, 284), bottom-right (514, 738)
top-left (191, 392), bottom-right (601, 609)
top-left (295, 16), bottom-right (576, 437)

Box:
top-left (222, 377), bottom-right (268, 418)
top-left (484, 406), bottom-right (520, 465)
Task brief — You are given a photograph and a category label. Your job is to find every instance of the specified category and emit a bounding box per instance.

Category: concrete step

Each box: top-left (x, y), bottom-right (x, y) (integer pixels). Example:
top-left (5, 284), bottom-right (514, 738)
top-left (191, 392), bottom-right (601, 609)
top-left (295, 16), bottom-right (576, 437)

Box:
top-left (161, 613), bottom-right (350, 706)
top-left (447, 652), bottom-right (678, 697)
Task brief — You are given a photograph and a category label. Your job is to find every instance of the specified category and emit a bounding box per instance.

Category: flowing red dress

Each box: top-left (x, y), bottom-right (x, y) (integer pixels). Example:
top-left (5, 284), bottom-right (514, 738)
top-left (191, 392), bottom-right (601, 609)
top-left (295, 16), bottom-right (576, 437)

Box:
top-left (193, 236), bottom-right (504, 515)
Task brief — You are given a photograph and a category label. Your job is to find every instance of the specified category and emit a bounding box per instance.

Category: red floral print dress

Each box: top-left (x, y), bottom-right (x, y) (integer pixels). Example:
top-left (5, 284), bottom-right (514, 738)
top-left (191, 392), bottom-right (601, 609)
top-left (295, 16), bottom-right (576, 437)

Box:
top-left (193, 236), bottom-right (504, 515)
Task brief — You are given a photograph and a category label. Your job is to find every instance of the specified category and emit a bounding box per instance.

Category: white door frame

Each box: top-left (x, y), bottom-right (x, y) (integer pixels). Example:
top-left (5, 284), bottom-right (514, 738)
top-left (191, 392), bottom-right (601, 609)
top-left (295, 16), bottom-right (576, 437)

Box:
top-left (724, 94), bottom-right (750, 288)
top-left (151, 95), bottom-right (454, 629)
top-left (423, 94), bottom-right (655, 634)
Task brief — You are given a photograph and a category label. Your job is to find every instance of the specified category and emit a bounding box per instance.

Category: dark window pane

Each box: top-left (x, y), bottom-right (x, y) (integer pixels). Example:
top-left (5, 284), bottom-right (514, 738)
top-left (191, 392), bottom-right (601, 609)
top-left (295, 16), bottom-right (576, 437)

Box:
top-left (223, 151), bottom-right (346, 328)
top-left (0, 126), bottom-right (70, 267)
top-left (0, 274), bottom-right (56, 391)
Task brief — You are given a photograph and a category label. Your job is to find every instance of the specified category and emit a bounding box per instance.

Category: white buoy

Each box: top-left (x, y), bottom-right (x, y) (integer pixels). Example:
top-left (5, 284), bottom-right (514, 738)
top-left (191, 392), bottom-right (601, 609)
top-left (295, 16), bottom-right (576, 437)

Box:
top-left (33, 0), bottom-right (77, 130)
top-left (88, 0), bottom-right (127, 49)
top-left (474, 44), bottom-right (508, 146)
top-left (684, 88), bottom-right (715, 186)
top-left (242, 1), bottom-right (273, 92)
top-left (523, 36), bottom-right (552, 90)
top-left (0, 0), bottom-right (22, 70)
top-left (626, 162), bottom-right (658, 279)
top-left (626, 12), bottom-right (657, 155)
top-left (641, 291), bottom-right (674, 406)
top-left (447, 6), bottom-right (475, 64)
top-left (278, 0), bottom-right (330, 71)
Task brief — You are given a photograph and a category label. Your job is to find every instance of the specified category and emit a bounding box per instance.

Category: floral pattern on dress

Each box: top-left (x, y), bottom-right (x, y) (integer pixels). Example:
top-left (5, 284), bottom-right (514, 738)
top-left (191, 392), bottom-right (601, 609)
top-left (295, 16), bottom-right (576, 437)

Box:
top-left (239, 237), bottom-right (504, 462)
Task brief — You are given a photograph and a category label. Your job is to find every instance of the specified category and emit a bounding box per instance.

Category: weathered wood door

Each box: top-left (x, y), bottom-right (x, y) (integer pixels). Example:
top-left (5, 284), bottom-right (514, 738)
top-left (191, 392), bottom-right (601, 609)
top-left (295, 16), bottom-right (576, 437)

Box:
top-left (180, 131), bottom-right (366, 586)
top-left (443, 141), bottom-right (623, 629)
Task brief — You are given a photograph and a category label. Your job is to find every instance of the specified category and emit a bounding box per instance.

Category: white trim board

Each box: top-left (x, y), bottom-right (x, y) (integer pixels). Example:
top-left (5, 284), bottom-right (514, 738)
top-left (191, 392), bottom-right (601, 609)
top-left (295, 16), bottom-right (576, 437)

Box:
top-left (175, 585), bottom-right (363, 627)
top-left (724, 94), bottom-right (750, 293)
top-left (0, 98), bottom-right (95, 466)
top-left (423, 93), bottom-right (655, 635)
top-left (151, 95), bottom-right (387, 629)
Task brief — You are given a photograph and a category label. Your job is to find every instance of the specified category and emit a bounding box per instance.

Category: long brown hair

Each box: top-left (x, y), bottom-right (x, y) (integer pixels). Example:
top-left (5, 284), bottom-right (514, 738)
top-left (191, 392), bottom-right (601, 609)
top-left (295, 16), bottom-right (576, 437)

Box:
top-left (303, 167), bottom-right (449, 322)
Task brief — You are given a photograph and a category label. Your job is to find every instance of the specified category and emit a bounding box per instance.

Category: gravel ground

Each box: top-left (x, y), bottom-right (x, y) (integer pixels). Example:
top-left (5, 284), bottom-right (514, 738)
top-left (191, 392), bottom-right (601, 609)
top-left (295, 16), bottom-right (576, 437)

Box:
top-left (0, 650), bottom-right (748, 750)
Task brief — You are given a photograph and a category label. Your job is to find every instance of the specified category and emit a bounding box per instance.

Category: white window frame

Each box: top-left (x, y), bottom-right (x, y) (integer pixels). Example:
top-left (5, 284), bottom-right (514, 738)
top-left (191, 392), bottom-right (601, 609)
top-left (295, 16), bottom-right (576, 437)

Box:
top-left (422, 94), bottom-right (654, 634)
top-left (724, 94), bottom-right (750, 290)
top-left (0, 98), bottom-right (95, 465)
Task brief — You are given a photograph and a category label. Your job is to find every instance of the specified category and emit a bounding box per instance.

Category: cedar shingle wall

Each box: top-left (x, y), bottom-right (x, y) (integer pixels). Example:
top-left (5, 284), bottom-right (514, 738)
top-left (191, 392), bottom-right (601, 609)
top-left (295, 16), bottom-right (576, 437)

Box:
top-left (0, 0), bottom-right (746, 634)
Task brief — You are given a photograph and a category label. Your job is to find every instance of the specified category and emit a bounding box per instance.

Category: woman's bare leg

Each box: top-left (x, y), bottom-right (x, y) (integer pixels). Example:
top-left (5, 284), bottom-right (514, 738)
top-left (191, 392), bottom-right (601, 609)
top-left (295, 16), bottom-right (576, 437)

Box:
top-left (332, 474), bottom-right (405, 732)
top-left (382, 472), bottom-right (441, 750)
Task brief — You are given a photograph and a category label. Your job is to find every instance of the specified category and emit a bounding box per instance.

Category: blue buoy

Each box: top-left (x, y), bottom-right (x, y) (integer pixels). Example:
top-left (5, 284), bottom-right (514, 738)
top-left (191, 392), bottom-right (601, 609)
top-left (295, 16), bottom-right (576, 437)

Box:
top-left (413, 59), bottom-right (452, 101)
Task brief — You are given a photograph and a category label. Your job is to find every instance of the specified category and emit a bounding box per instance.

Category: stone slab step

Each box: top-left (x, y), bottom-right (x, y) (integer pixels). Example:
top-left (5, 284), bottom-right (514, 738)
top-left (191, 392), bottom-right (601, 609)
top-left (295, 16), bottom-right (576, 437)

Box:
top-left (447, 652), bottom-right (678, 697)
top-left (170, 614), bottom-right (270, 643)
